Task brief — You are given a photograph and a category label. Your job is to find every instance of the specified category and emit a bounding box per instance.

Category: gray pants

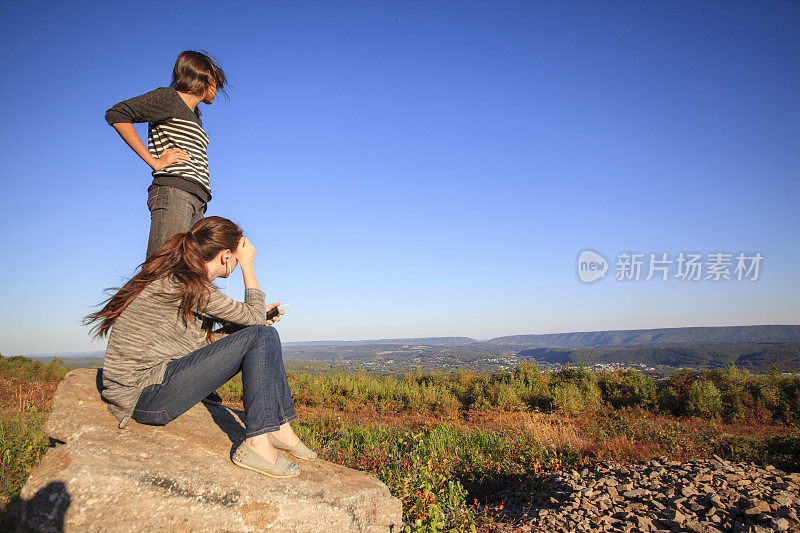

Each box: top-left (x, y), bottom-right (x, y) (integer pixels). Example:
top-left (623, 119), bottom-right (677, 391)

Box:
top-left (146, 185), bottom-right (207, 259)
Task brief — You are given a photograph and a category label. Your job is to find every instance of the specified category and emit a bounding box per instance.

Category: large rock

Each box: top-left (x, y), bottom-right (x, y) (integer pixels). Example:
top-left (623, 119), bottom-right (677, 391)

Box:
top-left (18, 369), bottom-right (403, 532)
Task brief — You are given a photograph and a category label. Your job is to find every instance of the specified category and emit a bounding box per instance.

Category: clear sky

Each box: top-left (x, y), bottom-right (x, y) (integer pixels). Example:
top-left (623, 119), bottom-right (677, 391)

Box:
top-left (1, 1), bottom-right (798, 355)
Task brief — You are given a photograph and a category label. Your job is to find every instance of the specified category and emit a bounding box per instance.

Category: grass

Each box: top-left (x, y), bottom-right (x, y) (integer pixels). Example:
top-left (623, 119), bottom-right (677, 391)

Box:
top-left (0, 356), bottom-right (69, 531)
top-left (0, 413), bottom-right (49, 500)
top-left (1, 355), bottom-right (799, 532)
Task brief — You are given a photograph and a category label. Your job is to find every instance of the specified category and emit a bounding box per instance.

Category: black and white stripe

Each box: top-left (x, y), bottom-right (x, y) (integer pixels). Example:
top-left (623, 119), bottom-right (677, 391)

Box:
top-left (147, 118), bottom-right (211, 194)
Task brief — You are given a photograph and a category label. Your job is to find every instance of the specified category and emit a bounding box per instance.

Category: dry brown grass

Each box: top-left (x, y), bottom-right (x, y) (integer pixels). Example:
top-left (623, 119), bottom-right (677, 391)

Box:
top-left (0, 379), bottom-right (59, 419)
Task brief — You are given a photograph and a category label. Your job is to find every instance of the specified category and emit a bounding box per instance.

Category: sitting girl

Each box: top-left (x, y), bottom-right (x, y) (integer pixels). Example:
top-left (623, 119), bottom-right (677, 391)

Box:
top-left (84, 216), bottom-right (315, 478)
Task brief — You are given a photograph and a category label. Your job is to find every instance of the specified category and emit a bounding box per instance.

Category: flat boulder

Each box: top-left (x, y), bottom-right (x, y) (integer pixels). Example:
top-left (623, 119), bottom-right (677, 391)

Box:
top-left (19, 369), bottom-right (403, 532)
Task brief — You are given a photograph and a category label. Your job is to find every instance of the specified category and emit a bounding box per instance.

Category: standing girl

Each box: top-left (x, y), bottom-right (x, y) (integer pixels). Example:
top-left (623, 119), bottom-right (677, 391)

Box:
top-left (105, 50), bottom-right (226, 259)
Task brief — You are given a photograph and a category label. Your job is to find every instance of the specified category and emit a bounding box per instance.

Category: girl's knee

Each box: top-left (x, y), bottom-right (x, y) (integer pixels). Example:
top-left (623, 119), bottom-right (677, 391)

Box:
top-left (253, 324), bottom-right (280, 343)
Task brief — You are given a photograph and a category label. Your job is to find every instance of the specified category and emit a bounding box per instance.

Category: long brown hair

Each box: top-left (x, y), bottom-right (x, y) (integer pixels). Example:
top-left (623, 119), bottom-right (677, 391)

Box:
top-left (84, 216), bottom-right (242, 339)
top-left (170, 50), bottom-right (229, 116)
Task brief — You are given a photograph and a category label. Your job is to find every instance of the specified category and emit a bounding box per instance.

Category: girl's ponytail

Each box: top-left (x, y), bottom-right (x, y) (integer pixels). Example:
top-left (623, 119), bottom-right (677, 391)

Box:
top-left (167, 230), bottom-right (215, 325)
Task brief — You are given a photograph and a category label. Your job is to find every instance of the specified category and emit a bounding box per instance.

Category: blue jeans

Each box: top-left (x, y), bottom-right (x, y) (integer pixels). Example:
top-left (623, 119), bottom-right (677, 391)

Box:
top-left (132, 325), bottom-right (297, 438)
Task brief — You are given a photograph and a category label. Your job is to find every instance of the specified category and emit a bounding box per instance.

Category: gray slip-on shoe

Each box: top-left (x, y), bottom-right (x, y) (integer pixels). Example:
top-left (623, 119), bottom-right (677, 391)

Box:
top-left (267, 432), bottom-right (318, 460)
top-left (231, 442), bottom-right (301, 478)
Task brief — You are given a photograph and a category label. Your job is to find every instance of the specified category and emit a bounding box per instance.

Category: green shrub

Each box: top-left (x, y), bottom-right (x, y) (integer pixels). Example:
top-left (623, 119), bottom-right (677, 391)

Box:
top-left (774, 376), bottom-right (800, 424)
top-left (512, 362), bottom-right (544, 388)
top-left (554, 366), bottom-right (595, 387)
top-left (686, 380), bottom-right (723, 418)
top-left (656, 369), bottom-right (696, 416)
top-left (598, 369), bottom-right (656, 409)
top-left (0, 356), bottom-right (69, 382)
top-left (551, 382), bottom-right (603, 415)
top-left (767, 429), bottom-right (800, 472)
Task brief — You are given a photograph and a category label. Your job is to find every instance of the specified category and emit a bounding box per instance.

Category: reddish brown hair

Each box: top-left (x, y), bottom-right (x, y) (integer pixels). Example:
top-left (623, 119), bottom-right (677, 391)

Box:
top-left (84, 216), bottom-right (242, 339)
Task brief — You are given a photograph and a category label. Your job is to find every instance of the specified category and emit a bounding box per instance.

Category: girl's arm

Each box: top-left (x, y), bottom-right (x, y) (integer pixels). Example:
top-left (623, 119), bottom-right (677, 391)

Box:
top-left (236, 236), bottom-right (260, 291)
top-left (203, 286), bottom-right (268, 326)
top-left (239, 261), bottom-right (260, 291)
top-left (203, 237), bottom-right (267, 326)
top-left (109, 123), bottom-right (187, 171)
top-left (105, 87), bottom-right (189, 171)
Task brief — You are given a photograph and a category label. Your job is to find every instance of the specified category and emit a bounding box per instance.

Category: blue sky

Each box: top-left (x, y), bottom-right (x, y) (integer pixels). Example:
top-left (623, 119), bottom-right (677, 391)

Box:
top-left (1, 1), bottom-right (798, 355)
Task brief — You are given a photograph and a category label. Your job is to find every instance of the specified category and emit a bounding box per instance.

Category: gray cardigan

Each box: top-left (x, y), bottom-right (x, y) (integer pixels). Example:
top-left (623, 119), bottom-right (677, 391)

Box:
top-left (101, 275), bottom-right (267, 429)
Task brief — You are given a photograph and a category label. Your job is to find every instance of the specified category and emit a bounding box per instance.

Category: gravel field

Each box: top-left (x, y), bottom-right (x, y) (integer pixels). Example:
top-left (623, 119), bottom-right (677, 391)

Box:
top-left (479, 456), bottom-right (800, 532)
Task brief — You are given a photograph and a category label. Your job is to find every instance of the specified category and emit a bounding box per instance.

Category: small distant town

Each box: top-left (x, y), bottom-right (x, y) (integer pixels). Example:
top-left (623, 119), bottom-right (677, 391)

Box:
top-left (292, 351), bottom-right (660, 375)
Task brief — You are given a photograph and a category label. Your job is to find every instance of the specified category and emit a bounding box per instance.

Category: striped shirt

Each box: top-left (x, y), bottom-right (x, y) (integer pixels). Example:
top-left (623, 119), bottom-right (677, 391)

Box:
top-left (105, 87), bottom-right (213, 202)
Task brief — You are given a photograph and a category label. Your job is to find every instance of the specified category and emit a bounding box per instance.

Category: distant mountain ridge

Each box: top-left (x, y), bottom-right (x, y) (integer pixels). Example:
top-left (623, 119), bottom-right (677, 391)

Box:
top-left (285, 325), bottom-right (800, 349)
top-left (283, 336), bottom-right (475, 347)
top-left (516, 342), bottom-right (800, 372)
top-left (485, 325), bottom-right (800, 348)
top-left (23, 350), bottom-right (105, 359)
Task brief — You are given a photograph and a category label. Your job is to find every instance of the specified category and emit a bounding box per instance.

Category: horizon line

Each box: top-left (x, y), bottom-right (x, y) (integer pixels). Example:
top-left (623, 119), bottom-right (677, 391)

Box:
top-left (16, 322), bottom-right (800, 357)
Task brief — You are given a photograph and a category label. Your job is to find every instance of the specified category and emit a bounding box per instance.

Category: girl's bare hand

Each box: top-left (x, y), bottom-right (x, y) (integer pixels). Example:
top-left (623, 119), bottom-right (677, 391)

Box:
top-left (236, 237), bottom-right (256, 266)
top-left (265, 303), bottom-right (285, 326)
top-left (152, 148), bottom-right (190, 170)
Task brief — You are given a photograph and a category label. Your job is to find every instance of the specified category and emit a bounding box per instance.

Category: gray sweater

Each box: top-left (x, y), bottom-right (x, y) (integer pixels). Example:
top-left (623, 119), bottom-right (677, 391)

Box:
top-left (105, 87), bottom-right (213, 203)
top-left (101, 275), bottom-right (267, 429)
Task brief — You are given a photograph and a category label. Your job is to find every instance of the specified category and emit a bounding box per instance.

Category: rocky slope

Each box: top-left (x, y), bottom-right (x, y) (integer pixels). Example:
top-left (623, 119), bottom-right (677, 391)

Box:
top-left (483, 456), bottom-right (800, 532)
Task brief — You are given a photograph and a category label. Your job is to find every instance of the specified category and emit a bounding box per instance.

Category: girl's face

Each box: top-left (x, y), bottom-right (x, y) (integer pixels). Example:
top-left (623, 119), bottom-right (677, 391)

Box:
top-left (203, 75), bottom-right (217, 104)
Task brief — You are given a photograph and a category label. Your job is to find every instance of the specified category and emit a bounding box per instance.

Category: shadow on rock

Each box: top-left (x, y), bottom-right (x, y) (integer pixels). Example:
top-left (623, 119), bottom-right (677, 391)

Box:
top-left (18, 481), bottom-right (71, 533)
top-left (95, 368), bottom-right (104, 395)
top-left (202, 403), bottom-right (248, 457)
